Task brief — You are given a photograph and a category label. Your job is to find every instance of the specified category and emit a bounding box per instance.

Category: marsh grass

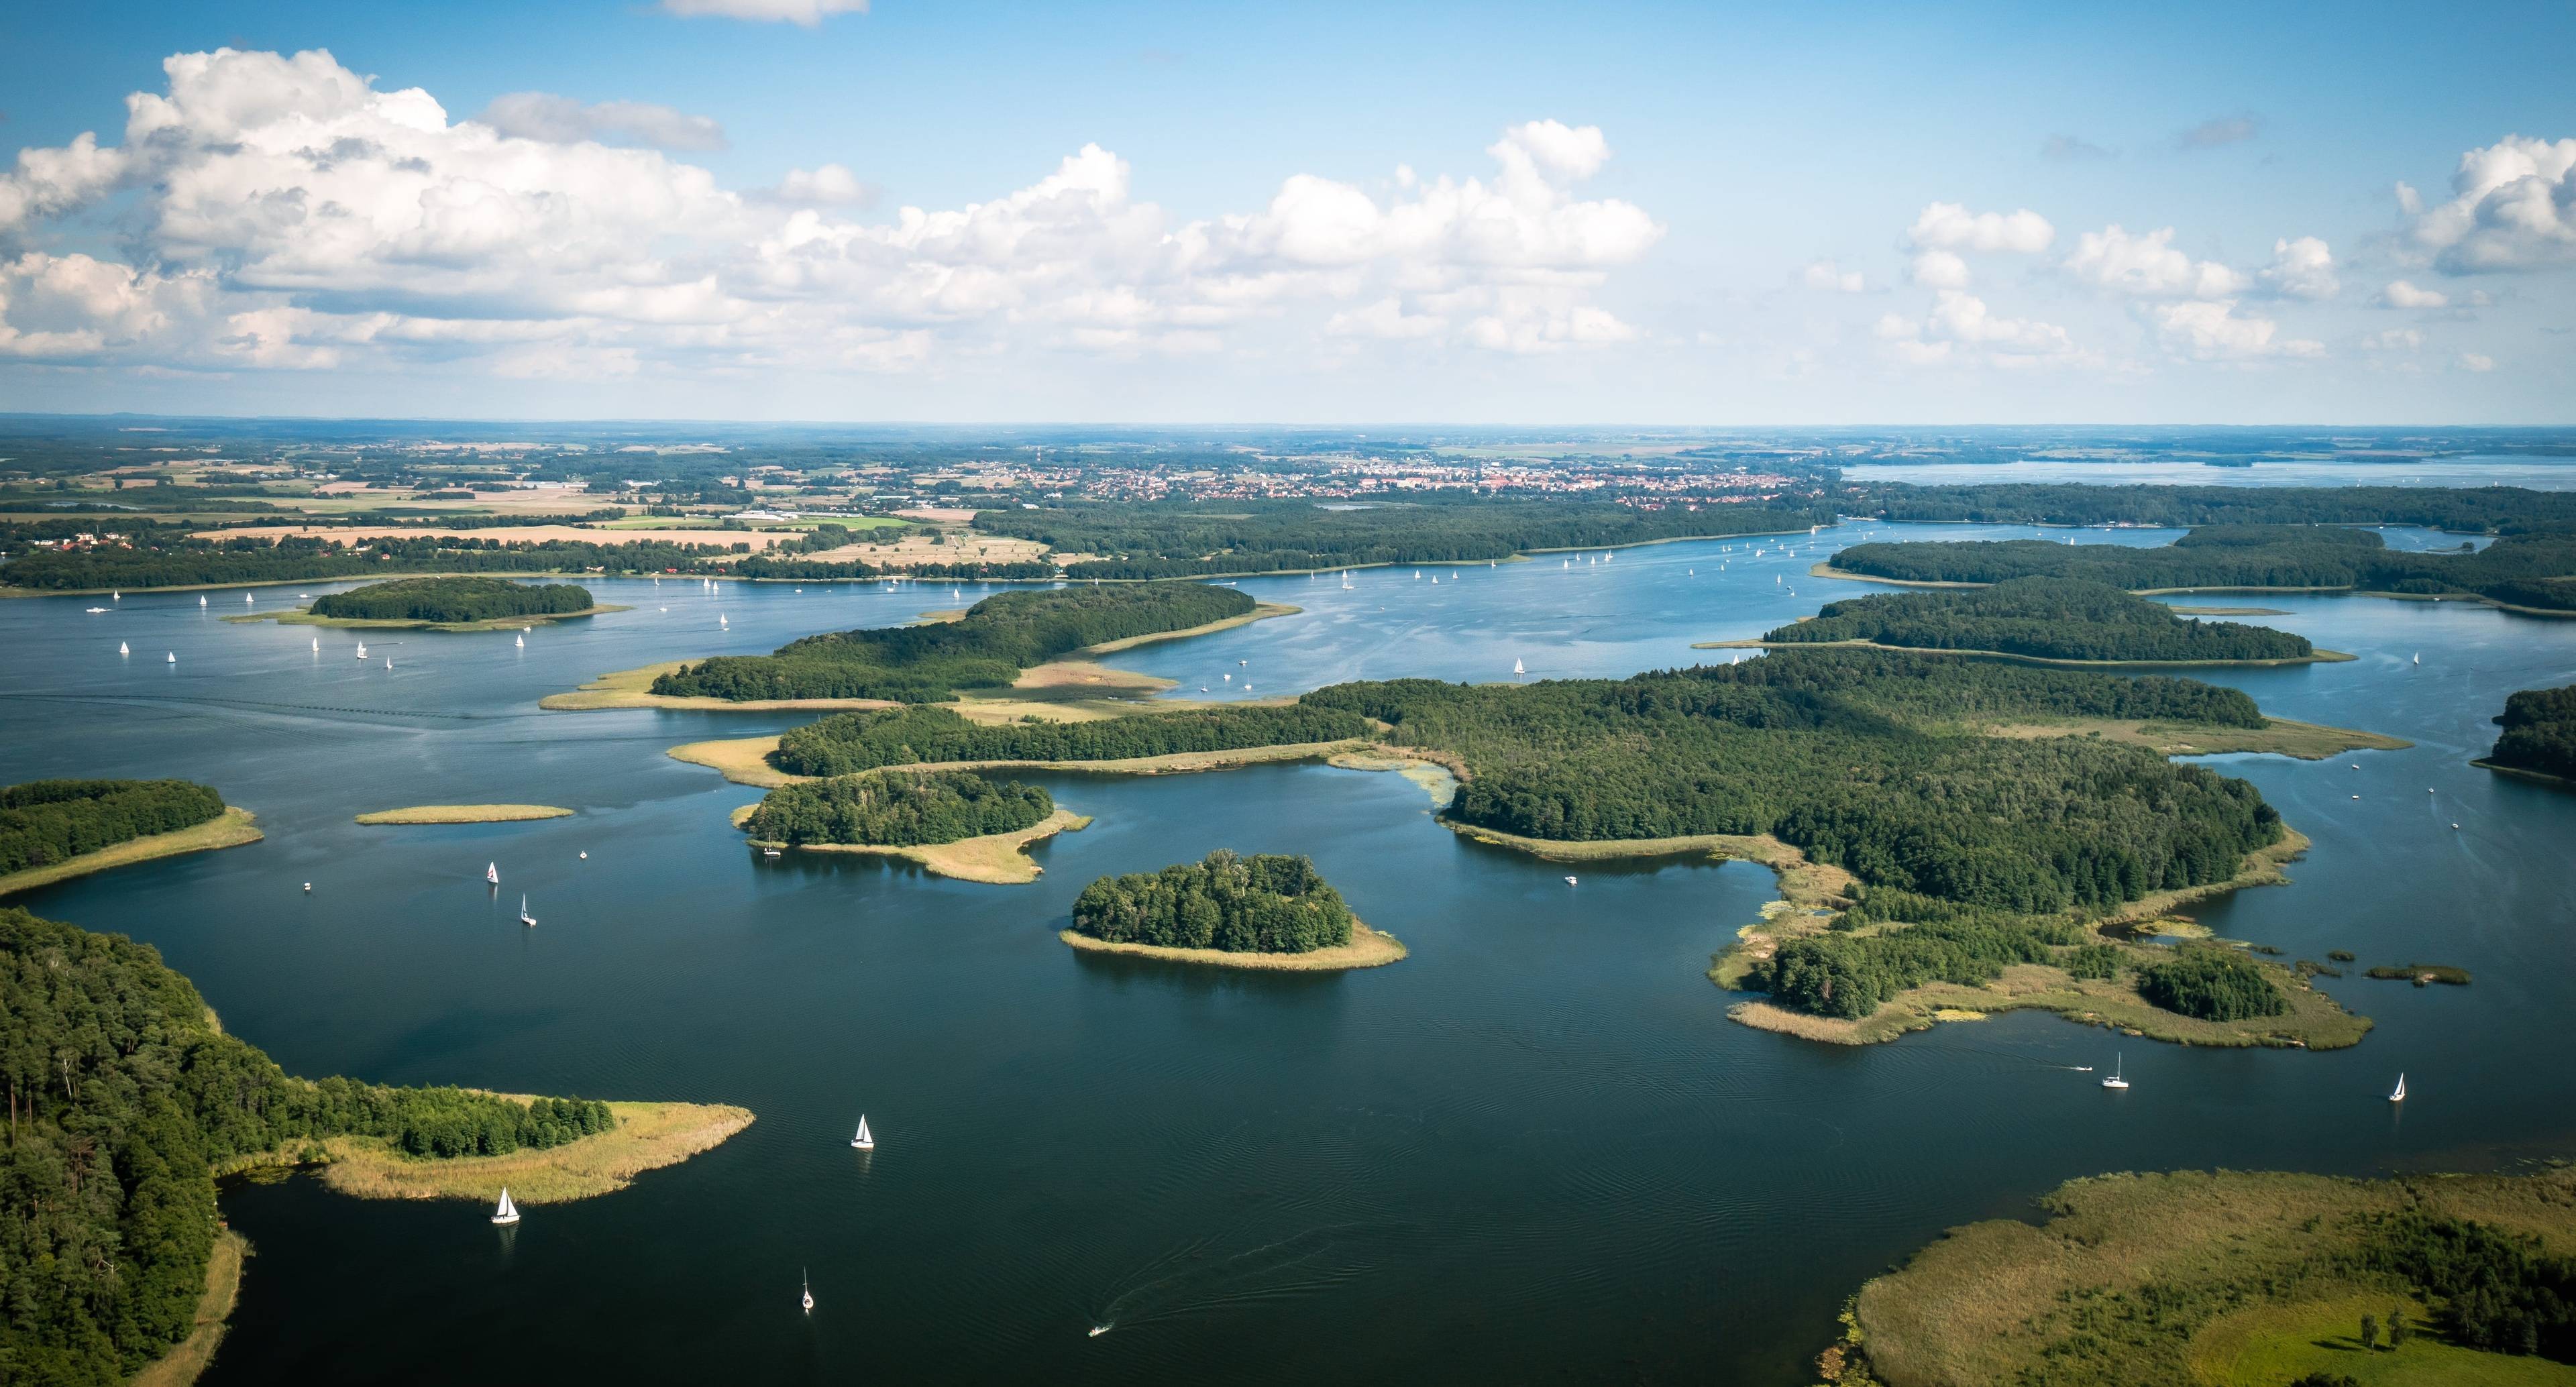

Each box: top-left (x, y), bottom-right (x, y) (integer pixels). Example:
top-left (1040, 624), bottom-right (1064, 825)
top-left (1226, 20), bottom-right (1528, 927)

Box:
top-left (0, 806), bottom-right (261, 897)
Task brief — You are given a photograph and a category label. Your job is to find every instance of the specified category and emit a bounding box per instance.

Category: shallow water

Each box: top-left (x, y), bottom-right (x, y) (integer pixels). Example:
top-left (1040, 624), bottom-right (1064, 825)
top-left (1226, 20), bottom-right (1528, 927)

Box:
top-left (5, 523), bottom-right (2573, 1384)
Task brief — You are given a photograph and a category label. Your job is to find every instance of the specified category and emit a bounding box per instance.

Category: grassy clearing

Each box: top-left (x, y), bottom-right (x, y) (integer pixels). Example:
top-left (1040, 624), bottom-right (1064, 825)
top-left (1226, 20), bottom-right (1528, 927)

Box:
top-left (0, 807), bottom-right (262, 897)
top-left (1688, 636), bottom-right (2355, 668)
top-left (1851, 1166), bottom-right (2576, 1387)
top-left (1979, 716), bottom-right (2410, 760)
top-left (127, 1230), bottom-right (248, 1387)
top-left (541, 661), bottom-right (902, 712)
top-left (1059, 920), bottom-right (1407, 970)
top-left (780, 809), bottom-right (1091, 884)
top-left (354, 804), bottom-right (574, 824)
top-left (669, 736), bottom-right (796, 787)
top-left (221, 1100), bottom-right (754, 1205)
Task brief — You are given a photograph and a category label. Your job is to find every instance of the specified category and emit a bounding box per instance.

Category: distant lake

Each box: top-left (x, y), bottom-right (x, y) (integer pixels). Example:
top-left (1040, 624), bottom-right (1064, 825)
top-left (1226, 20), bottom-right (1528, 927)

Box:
top-left (4, 521), bottom-right (2572, 1384)
top-left (1846, 454), bottom-right (2576, 489)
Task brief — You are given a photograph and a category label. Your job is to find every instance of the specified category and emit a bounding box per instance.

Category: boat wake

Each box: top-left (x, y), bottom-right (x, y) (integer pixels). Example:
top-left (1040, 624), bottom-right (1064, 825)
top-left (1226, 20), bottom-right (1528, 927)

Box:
top-left (1089, 1221), bottom-right (1409, 1335)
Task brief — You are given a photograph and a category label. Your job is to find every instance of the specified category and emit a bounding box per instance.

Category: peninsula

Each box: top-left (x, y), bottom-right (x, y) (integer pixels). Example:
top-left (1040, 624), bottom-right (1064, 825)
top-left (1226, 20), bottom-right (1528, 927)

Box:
top-left (1702, 577), bottom-right (2348, 666)
top-left (0, 779), bottom-right (261, 897)
top-left (738, 768), bottom-right (1085, 883)
top-left (2477, 683), bottom-right (2576, 786)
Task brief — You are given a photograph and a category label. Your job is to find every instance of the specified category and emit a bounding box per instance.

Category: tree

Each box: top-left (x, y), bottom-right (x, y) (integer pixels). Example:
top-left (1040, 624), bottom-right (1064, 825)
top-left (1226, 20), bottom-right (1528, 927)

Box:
top-left (2360, 1313), bottom-right (2379, 1351)
top-left (2388, 1305), bottom-right (2412, 1347)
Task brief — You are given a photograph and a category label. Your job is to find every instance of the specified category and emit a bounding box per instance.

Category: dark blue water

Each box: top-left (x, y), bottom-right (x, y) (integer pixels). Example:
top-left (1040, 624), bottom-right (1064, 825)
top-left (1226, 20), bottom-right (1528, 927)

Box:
top-left (4, 523), bottom-right (2571, 1384)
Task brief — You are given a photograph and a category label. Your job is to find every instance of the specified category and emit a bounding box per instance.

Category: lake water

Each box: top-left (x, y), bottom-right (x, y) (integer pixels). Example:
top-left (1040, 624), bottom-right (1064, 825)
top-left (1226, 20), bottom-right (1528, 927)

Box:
top-left (5, 523), bottom-right (2574, 1384)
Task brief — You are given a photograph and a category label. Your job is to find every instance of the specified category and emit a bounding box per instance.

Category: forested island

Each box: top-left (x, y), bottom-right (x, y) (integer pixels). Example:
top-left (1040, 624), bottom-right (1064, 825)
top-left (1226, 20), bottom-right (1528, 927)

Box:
top-left (0, 779), bottom-right (260, 897)
top-left (771, 704), bottom-right (1375, 776)
top-left (739, 769), bottom-right (1085, 883)
top-left (301, 576), bottom-right (602, 628)
top-left (972, 496), bottom-right (1835, 578)
top-left (1746, 577), bottom-right (2322, 663)
top-left (1827, 524), bottom-right (2576, 612)
top-left (1846, 480), bottom-right (2576, 532)
top-left (1835, 1164), bottom-right (2576, 1387)
top-left (650, 583), bottom-right (1255, 702)
top-left (2480, 683), bottom-right (2576, 784)
top-left (0, 906), bottom-right (750, 1386)
top-left (1064, 850), bottom-right (1404, 968)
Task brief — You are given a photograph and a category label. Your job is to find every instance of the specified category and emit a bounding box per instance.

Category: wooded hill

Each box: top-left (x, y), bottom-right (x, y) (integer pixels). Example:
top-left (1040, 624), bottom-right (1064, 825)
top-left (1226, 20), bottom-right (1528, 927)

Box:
top-left (651, 583), bottom-right (1253, 702)
top-left (1830, 524), bottom-right (2576, 610)
top-left (1, 780), bottom-right (226, 877)
top-left (1071, 850), bottom-right (1356, 954)
top-left (2487, 684), bottom-right (2576, 781)
top-left (743, 770), bottom-right (1054, 847)
top-left (0, 907), bottom-right (614, 1386)
top-left (771, 704), bottom-right (1373, 776)
top-left (1764, 577), bottom-right (2314, 661)
top-left (307, 576), bottom-right (594, 622)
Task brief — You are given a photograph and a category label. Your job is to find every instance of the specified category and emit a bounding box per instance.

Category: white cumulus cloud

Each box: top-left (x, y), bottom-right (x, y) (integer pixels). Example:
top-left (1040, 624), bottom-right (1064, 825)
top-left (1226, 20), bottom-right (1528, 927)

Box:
top-left (2062, 225), bottom-right (2247, 298)
top-left (2457, 351), bottom-right (2496, 372)
top-left (2259, 236), bottom-right (2338, 300)
top-left (2148, 300), bottom-right (2322, 361)
top-left (2375, 280), bottom-right (2449, 309)
top-left (478, 92), bottom-right (727, 151)
top-left (2404, 134), bottom-right (2576, 274)
top-left (1907, 201), bottom-right (2055, 254)
top-left (1876, 289), bottom-right (2076, 366)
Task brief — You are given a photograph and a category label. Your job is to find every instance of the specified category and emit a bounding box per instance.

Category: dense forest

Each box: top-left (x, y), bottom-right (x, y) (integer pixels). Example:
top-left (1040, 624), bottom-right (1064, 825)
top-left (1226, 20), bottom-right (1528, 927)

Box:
top-left (1301, 650), bottom-right (2286, 1019)
top-left (0, 780), bottom-right (227, 876)
top-left (2487, 684), bottom-right (2576, 781)
top-left (743, 769), bottom-right (1054, 847)
top-left (771, 704), bottom-right (1374, 776)
top-left (2135, 949), bottom-right (2288, 1021)
top-left (306, 576), bottom-right (596, 622)
top-left (973, 496), bottom-right (1835, 578)
top-left (1069, 850), bottom-right (1356, 953)
top-left (651, 583), bottom-right (1253, 702)
top-left (2374, 1213), bottom-right (2576, 1360)
top-left (1847, 482), bottom-right (2576, 534)
top-left (1764, 577), bottom-right (2315, 662)
top-left (0, 907), bottom-right (615, 1386)
top-left (1830, 524), bottom-right (2576, 610)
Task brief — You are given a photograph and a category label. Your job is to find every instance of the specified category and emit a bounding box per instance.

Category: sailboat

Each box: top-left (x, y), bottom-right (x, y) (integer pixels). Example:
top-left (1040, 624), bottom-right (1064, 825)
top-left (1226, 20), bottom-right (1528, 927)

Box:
top-left (113, 590), bottom-right (121, 600)
top-left (802, 1271), bottom-right (814, 1314)
top-left (486, 862), bottom-right (500, 885)
top-left (851, 1115), bottom-right (875, 1150)
top-left (2390, 1073), bottom-right (2407, 1103)
top-left (311, 636), bottom-right (319, 652)
top-left (1564, 875), bottom-right (1579, 886)
top-left (519, 893), bottom-right (537, 927)
top-left (198, 594), bottom-right (206, 606)
top-left (2412, 653), bottom-right (2420, 666)
top-left (1513, 658), bottom-right (1525, 675)
top-left (383, 657), bottom-right (392, 670)
top-left (719, 614), bottom-right (729, 628)
top-left (491, 1188), bottom-right (520, 1225)
top-left (515, 634), bottom-right (524, 649)
top-left (119, 641), bottom-right (129, 656)
top-left (2101, 1053), bottom-right (2129, 1090)
top-left (244, 593), bottom-right (254, 604)
top-left (166, 651), bottom-right (176, 664)
top-left (355, 641), bottom-right (368, 659)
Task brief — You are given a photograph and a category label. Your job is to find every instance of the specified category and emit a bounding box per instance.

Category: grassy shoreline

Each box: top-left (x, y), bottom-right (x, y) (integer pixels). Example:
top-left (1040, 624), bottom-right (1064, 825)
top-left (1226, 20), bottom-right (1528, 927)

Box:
top-left (218, 1099), bottom-right (754, 1205)
top-left (230, 603), bottom-right (628, 632)
top-left (749, 808), bottom-right (1093, 884)
top-left (541, 661), bottom-right (903, 712)
top-left (127, 1230), bottom-right (247, 1387)
top-left (1059, 920), bottom-right (1407, 970)
top-left (354, 804), bottom-right (574, 824)
top-left (1976, 715), bottom-right (2410, 760)
top-left (1691, 635), bottom-right (2355, 669)
top-left (669, 732), bottom-right (1376, 788)
top-left (1077, 600), bottom-right (1300, 652)
top-left (0, 807), bottom-right (262, 897)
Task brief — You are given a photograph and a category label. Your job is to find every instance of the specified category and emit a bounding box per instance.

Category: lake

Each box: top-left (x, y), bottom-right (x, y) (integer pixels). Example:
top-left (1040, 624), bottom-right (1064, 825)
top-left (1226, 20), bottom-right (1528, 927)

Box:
top-left (5, 522), bottom-right (2573, 1384)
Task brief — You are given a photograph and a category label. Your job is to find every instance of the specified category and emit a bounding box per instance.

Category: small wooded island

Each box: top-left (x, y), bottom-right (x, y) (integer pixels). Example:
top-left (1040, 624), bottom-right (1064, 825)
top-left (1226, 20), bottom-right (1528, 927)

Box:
top-left (0, 778), bottom-right (260, 897)
top-left (2479, 683), bottom-right (2576, 785)
top-left (285, 576), bottom-right (616, 630)
top-left (1717, 576), bottom-right (2335, 665)
top-left (1063, 850), bottom-right (1405, 969)
top-left (0, 906), bottom-right (751, 1386)
top-left (740, 769), bottom-right (1086, 884)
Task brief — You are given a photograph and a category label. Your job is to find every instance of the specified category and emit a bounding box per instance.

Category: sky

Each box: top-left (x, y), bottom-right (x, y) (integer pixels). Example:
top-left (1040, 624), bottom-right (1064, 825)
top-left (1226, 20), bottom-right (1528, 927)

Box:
top-left (0, 0), bottom-right (2571, 425)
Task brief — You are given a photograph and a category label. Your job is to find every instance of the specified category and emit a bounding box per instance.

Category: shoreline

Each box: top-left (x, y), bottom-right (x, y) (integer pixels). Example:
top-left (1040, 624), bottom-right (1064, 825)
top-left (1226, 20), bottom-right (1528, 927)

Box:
top-left (669, 732), bottom-right (1377, 789)
top-left (1975, 716), bottom-right (2410, 760)
top-left (127, 1229), bottom-right (248, 1387)
top-left (541, 662), bottom-right (904, 712)
top-left (1059, 920), bottom-right (1407, 970)
top-left (2473, 757), bottom-right (2576, 789)
top-left (1810, 562), bottom-right (2576, 617)
top-left (0, 806), bottom-right (262, 898)
top-left (230, 603), bottom-right (628, 632)
top-left (218, 1099), bottom-right (755, 1205)
top-left (1690, 635), bottom-right (2356, 669)
top-left (747, 808), bottom-right (1093, 885)
top-left (355, 804), bottom-right (574, 824)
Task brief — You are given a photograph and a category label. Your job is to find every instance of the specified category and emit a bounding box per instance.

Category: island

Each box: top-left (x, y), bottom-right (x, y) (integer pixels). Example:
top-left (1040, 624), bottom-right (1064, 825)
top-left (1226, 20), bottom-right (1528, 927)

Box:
top-left (0, 778), bottom-right (261, 897)
top-left (0, 905), bottom-right (751, 1386)
top-left (354, 804), bottom-right (576, 824)
top-left (737, 768), bottom-right (1086, 883)
top-left (1700, 577), bottom-right (2346, 666)
top-left (1831, 1165), bottom-right (2576, 1387)
top-left (1063, 849), bottom-right (1405, 969)
top-left (2477, 683), bottom-right (2576, 786)
top-left (259, 575), bottom-right (623, 630)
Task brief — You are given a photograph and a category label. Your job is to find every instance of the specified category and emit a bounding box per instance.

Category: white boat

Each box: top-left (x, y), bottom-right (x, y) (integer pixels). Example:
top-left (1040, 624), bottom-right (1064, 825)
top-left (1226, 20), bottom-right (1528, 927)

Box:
top-left (515, 634), bottom-right (524, 649)
top-left (86, 606), bottom-right (107, 613)
top-left (519, 893), bottom-right (537, 927)
top-left (197, 594), bottom-right (205, 606)
top-left (852, 1115), bottom-right (875, 1150)
top-left (311, 636), bottom-right (319, 651)
top-left (355, 642), bottom-right (368, 659)
top-left (119, 641), bottom-right (128, 655)
top-left (803, 1270), bottom-right (814, 1314)
top-left (1513, 658), bottom-right (1525, 675)
top-left (2101, 1053), bottom-right (2129, 1090)
top-left (2412, 653), bottom-right (2420, 665)
top-left (1564, 875), bottom-right (1578, 886)
top-left (2390, 1073), bottom-right (2407, 1103)
top-left (113, 590), bottom-right (121, 600)
top-left (719, 615), bottom-right (729, 628)
top-left (491, 1188), bottom-right (519, 1225)
top-left (486, 862), bottom-right (500, 885)
top-left (384, 658), bottom-right (392, 670)
top-left (244, 594), bottom-right (254, 604)
top-left (166, 651), bottom-right (176, 664)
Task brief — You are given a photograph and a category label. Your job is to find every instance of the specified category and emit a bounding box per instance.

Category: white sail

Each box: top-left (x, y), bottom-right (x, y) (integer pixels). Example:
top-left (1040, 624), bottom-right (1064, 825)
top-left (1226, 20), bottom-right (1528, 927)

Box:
top-left (311, 636), bottom-right (319, 651)
top-left (515, 634), bottom-right (525, 648)
top-left (119, 642), bottom-right (129, 655)
top-left (492, 1187), bottom-right (519, 1224)
top-left (166, 651), bottom-right (176, 663)
top-left (486, 862), bottom-right (499, 884)
top-left (852, 1114), bottom-right (875, 1150)
top-left (2390, 1073), bottom-right (2407, 1102)
top-left (356, 642), bottom-right (367, 659)
top-left (519, 893), bottom-right (535, 926)
top-left (1513, 658), bottom-right (1525, 675)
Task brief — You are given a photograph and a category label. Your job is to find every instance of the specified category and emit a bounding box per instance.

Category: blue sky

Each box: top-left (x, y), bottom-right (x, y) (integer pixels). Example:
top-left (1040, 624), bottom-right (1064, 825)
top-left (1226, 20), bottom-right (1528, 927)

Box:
top-left (1, 0), bottom-right (2569, 422)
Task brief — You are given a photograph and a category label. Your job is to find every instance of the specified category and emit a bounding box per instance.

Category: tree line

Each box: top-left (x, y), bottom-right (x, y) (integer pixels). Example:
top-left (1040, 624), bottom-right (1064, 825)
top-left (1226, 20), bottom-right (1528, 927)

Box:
top-left (1069, 850), bottom-right (1356, 954)
top-left (973, 495), bottom-right (1837, 579)
top-left (307, 576), bottom-right (595, 622)
top-left (2135, 948), bottom-right (2288, 1021)
top-left (1830, 525), bottom-right (2576, 612)
top-left (0, 907), bottom-right (620, 1386)
top-left (651, 583), bottom-right (1254, 702)
top-left (1764, 577), bottom-right (2314, 662)
top-left (1, 780), bottom-right (227, 876)
top-left (743, 769), bottom-right (1054, 847)
top-left (771, 704), bottom-right (1374, 776)
top-left (2487, 684), bottom-right (2576, 781)
top-left (1847, 482), bottom-right (2576, 535)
